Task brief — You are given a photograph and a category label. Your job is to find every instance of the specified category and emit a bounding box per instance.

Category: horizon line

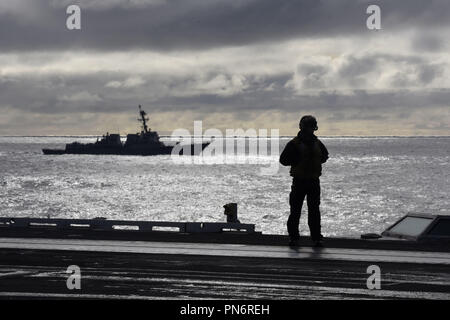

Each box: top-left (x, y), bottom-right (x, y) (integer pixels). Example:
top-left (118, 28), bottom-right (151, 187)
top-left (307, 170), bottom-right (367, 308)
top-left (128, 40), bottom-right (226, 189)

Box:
top-left (0, 135), bottom-right (449, 138)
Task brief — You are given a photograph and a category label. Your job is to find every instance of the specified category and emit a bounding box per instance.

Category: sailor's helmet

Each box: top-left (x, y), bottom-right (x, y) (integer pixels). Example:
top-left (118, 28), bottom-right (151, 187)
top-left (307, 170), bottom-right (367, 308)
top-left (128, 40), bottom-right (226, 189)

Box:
top-left (299, 115), bottom-right (318, 131)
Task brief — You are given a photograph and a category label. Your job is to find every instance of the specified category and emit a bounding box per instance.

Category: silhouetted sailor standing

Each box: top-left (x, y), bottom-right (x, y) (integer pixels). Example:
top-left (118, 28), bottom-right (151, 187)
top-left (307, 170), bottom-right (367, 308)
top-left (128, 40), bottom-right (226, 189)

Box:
top-left (280, 115), bottom-right (328, 247)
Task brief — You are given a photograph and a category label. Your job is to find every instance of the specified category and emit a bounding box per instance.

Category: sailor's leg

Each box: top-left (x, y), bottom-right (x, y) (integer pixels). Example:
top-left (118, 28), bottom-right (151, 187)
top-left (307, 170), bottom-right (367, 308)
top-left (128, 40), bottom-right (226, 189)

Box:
top-left (307, 178), bottom-right (322, 241)
top-left (287, 178), bottom-right (306, 241)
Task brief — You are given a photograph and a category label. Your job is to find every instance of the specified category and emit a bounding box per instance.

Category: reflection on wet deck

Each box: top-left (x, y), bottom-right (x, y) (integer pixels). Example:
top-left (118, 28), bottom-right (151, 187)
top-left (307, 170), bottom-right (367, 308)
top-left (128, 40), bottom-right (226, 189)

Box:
top-left (0, 238), bottom-right (449, 265)
top-left (0, 238), bottom-right (449, 299)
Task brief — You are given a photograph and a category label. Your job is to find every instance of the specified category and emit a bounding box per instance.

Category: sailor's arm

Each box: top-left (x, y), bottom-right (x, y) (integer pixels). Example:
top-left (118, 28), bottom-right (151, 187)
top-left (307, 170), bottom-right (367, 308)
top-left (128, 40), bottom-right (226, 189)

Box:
top-left (319, 140), bottom-right (329, 163)
top-left (279, 140), bottom-right (300, 166)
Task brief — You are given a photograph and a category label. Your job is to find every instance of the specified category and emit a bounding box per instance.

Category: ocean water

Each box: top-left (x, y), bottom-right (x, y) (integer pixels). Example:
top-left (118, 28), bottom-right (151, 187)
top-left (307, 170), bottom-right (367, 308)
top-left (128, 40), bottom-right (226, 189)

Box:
top-left (0, 136), bottom-right (448, 237)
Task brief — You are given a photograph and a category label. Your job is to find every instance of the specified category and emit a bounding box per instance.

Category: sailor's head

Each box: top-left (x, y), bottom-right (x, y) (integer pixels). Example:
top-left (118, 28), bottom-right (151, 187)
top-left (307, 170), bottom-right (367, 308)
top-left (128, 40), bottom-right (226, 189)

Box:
top-left (299, 115), bottom-right (318, 132)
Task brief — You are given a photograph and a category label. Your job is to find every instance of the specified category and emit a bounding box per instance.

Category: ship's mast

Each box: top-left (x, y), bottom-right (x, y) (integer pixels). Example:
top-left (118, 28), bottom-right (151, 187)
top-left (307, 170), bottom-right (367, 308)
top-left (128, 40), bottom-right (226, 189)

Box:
top-left (138, 105), bottom-right (150, 133)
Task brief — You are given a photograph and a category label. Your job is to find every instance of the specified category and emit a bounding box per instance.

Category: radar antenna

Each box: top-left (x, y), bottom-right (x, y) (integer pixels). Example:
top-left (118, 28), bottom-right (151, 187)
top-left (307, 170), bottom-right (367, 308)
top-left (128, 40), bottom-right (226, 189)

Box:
top-left (138, 105), bottom-right (150, 133)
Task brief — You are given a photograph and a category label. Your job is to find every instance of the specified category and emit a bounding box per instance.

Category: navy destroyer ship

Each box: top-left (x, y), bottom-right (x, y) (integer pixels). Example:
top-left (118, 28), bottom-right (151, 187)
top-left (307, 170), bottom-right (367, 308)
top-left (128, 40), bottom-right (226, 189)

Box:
top-left (42, 106), bottom-right (210, 156)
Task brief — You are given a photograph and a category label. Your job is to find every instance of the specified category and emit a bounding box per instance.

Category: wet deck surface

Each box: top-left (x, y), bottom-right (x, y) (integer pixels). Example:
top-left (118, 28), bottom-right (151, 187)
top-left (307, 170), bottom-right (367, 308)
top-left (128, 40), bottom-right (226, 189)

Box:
top-left (1, 237), bottom-right (450, 265)
top-left (0, 237), bottom-right (449, 299)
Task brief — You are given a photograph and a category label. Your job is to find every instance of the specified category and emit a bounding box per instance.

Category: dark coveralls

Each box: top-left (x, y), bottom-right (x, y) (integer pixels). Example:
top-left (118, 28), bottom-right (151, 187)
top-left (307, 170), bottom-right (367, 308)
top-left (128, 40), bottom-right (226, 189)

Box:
top-left (279, 131), bottom-right (329, 241)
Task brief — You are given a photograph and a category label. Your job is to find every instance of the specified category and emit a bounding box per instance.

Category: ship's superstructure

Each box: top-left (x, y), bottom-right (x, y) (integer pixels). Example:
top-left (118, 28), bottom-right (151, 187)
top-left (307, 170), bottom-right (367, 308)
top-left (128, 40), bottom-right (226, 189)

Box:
top-left (42, 106), bottom-right (209, 156)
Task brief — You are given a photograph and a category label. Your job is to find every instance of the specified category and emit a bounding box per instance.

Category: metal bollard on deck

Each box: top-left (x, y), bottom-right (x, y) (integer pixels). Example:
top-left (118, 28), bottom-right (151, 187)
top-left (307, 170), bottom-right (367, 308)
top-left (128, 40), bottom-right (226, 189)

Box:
top-left (223, 203), bottom-right (240, 223)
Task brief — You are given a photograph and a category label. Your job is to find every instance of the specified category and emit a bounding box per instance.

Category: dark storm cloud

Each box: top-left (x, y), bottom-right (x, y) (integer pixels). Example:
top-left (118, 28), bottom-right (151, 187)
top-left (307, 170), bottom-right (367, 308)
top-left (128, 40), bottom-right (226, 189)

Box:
top-left (336, 54), bottom-right (444, 87)
top-left (339, 56), bottom-right (378, 78)
top-left (417, 64), bottom-right (442, 84)
top-left (297, 64), bottom-right (329, 88)
top-left (411, 33), bottom-right (445, 52)
top-left (1, 71), bottom-right (449, 117)
top-left (338, 54), bottom-right (425, 77)
top-left (0, 71), bottom-right (293, 114)
top-left (389, 62), bottom-right (443, 87)
top-left (2, 0), bottom-right (450, 52)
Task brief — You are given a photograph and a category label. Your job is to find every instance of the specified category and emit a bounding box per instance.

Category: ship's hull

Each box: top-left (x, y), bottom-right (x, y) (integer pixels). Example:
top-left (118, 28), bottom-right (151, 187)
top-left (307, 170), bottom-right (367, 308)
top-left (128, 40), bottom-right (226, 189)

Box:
top-left (42, 143), bottom-right (210, 156)
top-left (42, 149), bottom-right (66, 155)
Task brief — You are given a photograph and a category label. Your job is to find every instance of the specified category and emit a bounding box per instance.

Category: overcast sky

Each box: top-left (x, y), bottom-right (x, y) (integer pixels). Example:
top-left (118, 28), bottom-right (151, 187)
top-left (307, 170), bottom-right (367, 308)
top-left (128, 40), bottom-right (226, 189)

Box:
top-left (0, 0), bottom-right (449, 135)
